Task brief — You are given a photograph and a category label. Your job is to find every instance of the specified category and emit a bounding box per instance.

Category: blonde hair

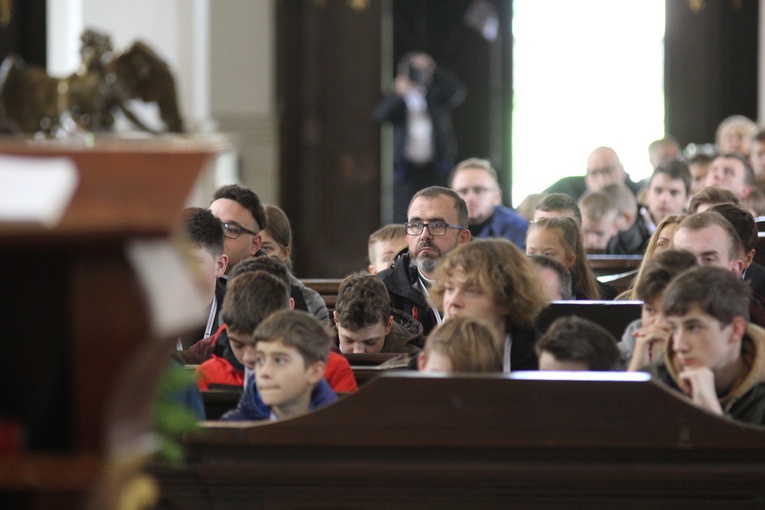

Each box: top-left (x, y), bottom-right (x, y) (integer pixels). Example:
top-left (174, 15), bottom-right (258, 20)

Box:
top-left (620, 214), bottom-right (687, 300)
top-left (367, 224), bottom-right (406, 265)
top-left (579, 190), bottom-right (619, 221)
top-left (528, 217), bottom-right (600, 300)
top-left (431, 238), bottom-right (549, 331)
top-left (424, 317), bottom-right (503, 373)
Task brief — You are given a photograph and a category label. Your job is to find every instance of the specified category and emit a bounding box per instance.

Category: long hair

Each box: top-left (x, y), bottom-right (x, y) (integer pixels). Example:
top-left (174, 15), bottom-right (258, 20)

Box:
top-left (530, 217), bottom-right (600, 300)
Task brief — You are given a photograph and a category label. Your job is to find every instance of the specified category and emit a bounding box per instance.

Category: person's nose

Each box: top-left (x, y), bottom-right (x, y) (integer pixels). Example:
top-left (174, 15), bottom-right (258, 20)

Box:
top-left (353, 343), bottom-right (366, 354)
top-left (243, 346), bottom-right (257, 368)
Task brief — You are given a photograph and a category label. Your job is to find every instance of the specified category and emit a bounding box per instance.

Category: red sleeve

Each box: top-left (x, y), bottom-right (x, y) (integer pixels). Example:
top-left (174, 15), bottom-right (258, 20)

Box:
top-left (324, 352), bottom-right (358, 393)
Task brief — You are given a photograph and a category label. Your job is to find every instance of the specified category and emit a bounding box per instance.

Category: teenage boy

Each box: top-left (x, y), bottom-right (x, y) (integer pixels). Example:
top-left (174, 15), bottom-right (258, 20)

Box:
top-left (195, 270), bottom-right (290, 390)
top-left (578, 190), bottom-right (620, 253)
top-left (607, 160), bottom-right (690, 255)
top-left (536, 316), bottom-right (621, 371)
top-left (647, 266), bottom-right (765, 425)
top-left (223, 309), bottom-right (338, 421)
top-left (367, 224), bottom-right (407, 274)
top-left (178, 207), bottom-right (228, 349)
top-left (333, 272), bottom-right (423, 354)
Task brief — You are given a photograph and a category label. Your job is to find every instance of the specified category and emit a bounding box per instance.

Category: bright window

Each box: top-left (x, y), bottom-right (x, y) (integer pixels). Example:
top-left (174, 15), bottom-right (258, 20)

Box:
top-left (512, 0), bottom-right (666, 205)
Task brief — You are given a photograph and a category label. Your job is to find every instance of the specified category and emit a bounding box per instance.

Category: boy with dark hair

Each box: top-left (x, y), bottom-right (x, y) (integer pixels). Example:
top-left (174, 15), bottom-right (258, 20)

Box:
top-left (223, 309), bottom-right (338, 421)
top-left (533, 193), bottom-right (582, 227)
top-left (191, 256), bottom-right (358, 393)
top-left (536, 316), bottom-right (621, 371)
top-left (621, 249), bottom-right (697, 370)
top-left (179, 207), bottom-right (228, 349)
top-left (333, 272), bottom-right (423, 354)
top-left (195, 271), bottom-right (290, 390)
top-left (647, 266), bottom-right (765, 424)
top-left (528, 254), bottom-right (573, 301)
top-left (607, 160), bottom-right (690, 255)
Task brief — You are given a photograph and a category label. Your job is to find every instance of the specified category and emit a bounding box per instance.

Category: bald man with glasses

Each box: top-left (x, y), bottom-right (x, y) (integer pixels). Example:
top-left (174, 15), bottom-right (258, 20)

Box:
top-left (377, 186), bottom-right (471, 335)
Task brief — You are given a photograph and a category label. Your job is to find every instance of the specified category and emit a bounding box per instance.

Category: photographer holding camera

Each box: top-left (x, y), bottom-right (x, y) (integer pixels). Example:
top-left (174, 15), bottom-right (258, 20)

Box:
top-left (375, 52), bottom-right (466, 222)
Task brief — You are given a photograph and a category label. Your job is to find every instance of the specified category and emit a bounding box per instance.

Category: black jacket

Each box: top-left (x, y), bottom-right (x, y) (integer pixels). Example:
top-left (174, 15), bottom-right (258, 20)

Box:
top-left (377, 251), bottom-right (439, 336)
top-left (606, 209), bottom-right (653, 255)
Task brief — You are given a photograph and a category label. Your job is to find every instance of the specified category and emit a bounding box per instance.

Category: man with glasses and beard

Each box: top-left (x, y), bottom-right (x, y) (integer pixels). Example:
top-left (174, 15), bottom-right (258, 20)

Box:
top-left (377, 186), bottom-right (471, 335)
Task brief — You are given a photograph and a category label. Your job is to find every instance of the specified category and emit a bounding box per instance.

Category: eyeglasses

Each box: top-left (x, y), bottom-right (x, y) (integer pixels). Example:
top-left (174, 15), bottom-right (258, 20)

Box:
top-left (454, 186), bottom-right (496, 196)
top-left (404, 221), bottom-right (466, 236)
top-left (222, 222), bottom-right (259, 239)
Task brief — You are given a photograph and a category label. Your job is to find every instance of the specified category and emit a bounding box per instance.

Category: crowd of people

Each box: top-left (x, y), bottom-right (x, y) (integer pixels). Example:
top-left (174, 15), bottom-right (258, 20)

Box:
top-left (173, 113), bottom-right (765, 428)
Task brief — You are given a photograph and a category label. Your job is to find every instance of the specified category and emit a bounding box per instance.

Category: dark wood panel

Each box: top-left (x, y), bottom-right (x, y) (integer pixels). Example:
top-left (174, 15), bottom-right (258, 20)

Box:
top-left (153, 373), bottom-right (765, 509)
top-left (278, 1), bottom-right (383, 278)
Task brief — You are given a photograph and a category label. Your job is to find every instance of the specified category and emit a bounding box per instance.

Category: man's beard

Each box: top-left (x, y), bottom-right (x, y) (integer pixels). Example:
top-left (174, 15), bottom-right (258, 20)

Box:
top-left (412, 241), bottom-right (441, 274)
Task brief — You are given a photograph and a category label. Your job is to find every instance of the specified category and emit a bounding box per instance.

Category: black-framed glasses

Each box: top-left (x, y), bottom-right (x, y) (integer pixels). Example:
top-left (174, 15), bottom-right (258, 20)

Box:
top-left (222, 222), bottom-right (258, 239)
top-left (404, 221), bottom-right (465, 236)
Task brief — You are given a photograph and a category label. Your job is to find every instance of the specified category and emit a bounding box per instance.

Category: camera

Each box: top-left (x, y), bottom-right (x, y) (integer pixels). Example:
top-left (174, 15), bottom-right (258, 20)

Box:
top-left (408, 66), bottom-right (433, 86)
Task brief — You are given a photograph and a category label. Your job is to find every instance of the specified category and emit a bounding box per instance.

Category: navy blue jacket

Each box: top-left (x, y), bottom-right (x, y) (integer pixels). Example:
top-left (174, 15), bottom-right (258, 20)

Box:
top-left (471, 205), bottom-right (529, 249)
top-left (221, 375), bottom-right (337, 421)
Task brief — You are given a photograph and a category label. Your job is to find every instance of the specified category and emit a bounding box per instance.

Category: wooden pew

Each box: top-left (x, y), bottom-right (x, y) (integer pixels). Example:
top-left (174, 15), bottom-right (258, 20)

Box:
top-left (151, 372), bottom-right (765, 508)
top-left (343, 352), bottom-right (410, 386)
top-left (302, 278), bottom-right (342, 312)
top-left (587, 254), bottom-right (643, 277)
top-left (536, 300), bottom-right (642, 339)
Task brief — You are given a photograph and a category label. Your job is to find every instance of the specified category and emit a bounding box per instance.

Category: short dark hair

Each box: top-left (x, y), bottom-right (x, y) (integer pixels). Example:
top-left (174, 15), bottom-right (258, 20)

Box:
top-left (676, 211), bottom-right (741, 261)
top-left (650, 159), bottom-right (691, 195)
top-left (253, 309), bottom-right (333, 366)
top-left (688, 186), bottom-right (740, 214)
top-left (535, 193), bottom-right (582, 226)
top-left (335, 272), bottom-right (390, 329)
top-left (688, 153), bottom-right (714, 167)
top-left (408, 186), bottom-right (468, 227)
top-left (181, 207), bottom-right (224, 257)
top-left (718, 153), bottom-right (755, 186)
top-left (710, 203), bottom-right (757, 253)
top-left (663, 266), bottom-right (750, 325)
top-left (536, 316), bottom-right (620, 371)
top-left (635, 249), bottom-right (697, 302)
top-left (212, 184), bottom-right (267, 232)
top-left (528, 254), bottom-right (573, 300)
top-left (222, 271), bottom-right (290, 333)
top-left (228, 255), bottom-right (291, 288)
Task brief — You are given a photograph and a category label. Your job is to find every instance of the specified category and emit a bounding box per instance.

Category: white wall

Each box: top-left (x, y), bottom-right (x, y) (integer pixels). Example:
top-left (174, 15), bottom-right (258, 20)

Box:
top-left (46, 0), bottom-right (279, 203)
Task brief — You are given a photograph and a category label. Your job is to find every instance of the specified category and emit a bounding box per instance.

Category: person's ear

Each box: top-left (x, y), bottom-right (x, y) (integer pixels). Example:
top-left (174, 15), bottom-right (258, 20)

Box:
top-left (731, 258), bottom-right (745, 277)
top-left (368, 264), bottom-right (377, 275)
top-left (417, 351), bottom-right (427, 371)
top-left (215, 253), bottom-right (228, 278)
top-left (384, 315), bottom-right (393, 335)
top-left (564, 252), bottom-right (576, 269)
top-left (306, 360), bottom-right (325, 384)
top-left (744, 248), bottom-right (755, 269)
top-left (729, 315), bottom-right (747, 345)
top-left (333, 310), bottom-right (341, 327)
top-left (250, 233), bottom-right (262, 256)
top-left (289, 297), bottom-right (295, 310)
top-left (459, 228), bottom-right (472, 244)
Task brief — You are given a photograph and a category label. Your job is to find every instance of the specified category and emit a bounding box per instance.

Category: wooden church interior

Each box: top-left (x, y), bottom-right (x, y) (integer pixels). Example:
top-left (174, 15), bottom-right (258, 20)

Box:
top-left (1, 1), bottom-right (765, 509)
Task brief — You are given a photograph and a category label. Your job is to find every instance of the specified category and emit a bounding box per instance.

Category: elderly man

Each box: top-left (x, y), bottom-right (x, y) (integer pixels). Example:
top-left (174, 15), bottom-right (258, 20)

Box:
top-left (544, 146), bottom-right (642, 201)
top-left (377, 186), bottom-right (471, 335)
top-left (449, 158), bottom-right (528, 248)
